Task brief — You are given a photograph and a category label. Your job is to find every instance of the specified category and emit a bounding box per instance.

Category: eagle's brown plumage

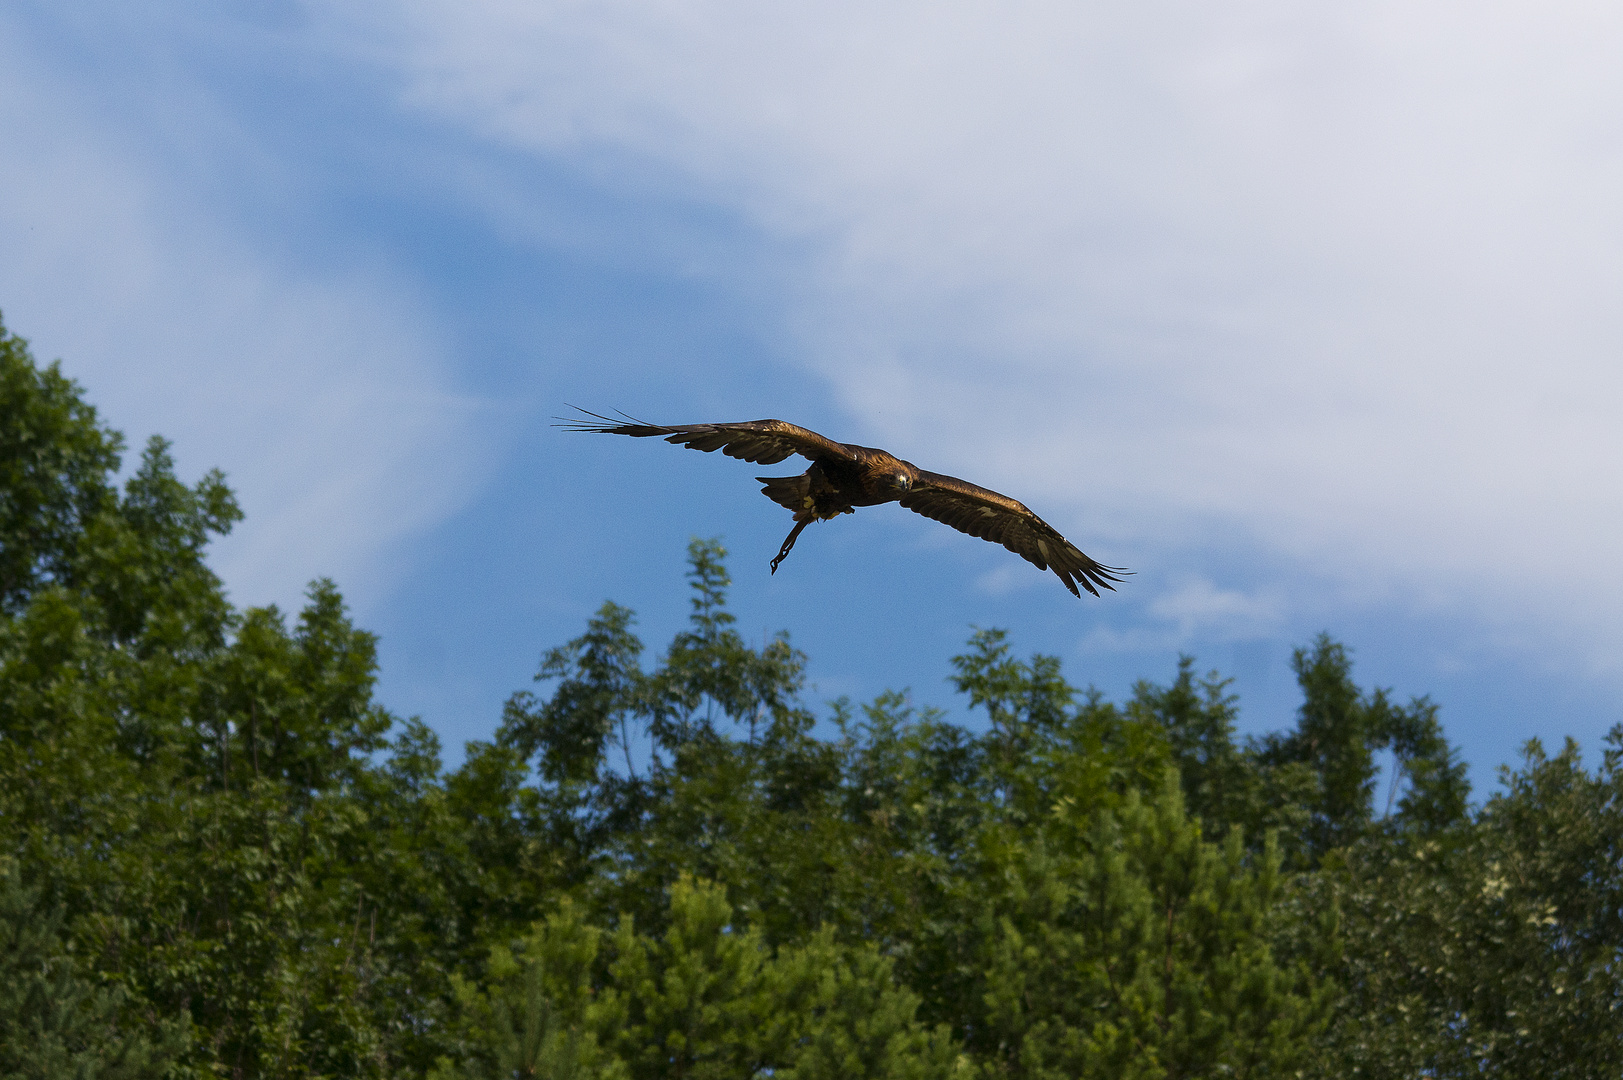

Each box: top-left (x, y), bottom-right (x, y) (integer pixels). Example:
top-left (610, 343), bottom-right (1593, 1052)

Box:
top-left (559, 409), bottom-right (1126, 598)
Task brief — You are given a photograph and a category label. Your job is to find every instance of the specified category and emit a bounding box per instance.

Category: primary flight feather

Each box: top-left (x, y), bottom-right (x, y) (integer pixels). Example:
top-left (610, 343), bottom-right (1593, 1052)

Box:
top-left (560, 409), bottom-right (1126, 598)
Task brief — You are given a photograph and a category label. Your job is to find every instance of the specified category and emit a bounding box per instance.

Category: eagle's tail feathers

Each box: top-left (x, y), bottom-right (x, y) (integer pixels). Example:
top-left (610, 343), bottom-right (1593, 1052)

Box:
top-left (757, 474), bottom-right (811, 513)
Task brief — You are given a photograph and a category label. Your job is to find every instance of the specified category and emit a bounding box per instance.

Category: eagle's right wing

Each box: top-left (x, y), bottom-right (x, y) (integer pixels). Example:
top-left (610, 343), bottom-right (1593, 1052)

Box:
top-left (900, 470), bottom-right (1126, 598)
top-left (558, 409), bottom-right (856, 466)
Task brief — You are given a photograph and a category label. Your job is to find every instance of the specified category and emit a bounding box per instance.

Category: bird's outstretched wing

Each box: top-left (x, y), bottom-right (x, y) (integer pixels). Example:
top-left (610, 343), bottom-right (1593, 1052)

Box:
top-left (900, 471), bottom-right (1126, 597)
top-left (558, 409), bottom-right (855, 466)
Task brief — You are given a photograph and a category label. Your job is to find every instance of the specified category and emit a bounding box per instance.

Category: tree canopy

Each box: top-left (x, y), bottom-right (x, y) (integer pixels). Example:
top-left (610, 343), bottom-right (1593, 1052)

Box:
top-left (4, 312), bottom-right (1621, 1078)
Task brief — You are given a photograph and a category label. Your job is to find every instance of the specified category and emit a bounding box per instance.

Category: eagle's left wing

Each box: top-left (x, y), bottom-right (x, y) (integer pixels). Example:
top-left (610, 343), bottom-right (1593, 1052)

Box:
top-left (558, 409), bottom-right (856, 466)
top-left (900, 471), bottom-right (1126, 597)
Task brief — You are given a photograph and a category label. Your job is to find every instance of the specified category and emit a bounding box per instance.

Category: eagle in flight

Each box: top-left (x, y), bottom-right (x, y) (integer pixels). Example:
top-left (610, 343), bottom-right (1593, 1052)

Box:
top-left (562, 410), bottom-right (1126, 598)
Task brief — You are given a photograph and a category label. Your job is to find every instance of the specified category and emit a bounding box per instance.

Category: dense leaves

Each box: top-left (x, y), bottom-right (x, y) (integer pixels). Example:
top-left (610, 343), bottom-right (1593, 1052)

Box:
top-left (3, 314), bottom-right (1621, 1077)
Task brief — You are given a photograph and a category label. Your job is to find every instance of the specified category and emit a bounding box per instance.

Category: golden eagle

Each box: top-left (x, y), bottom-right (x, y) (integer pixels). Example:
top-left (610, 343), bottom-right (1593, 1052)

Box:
top-left (561, 410), bottom-right (1126, 598)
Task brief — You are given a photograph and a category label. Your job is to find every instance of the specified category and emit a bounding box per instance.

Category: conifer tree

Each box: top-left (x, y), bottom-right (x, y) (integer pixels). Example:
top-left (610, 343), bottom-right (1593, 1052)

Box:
top-left (0, 872), bottom-right (182, 1079)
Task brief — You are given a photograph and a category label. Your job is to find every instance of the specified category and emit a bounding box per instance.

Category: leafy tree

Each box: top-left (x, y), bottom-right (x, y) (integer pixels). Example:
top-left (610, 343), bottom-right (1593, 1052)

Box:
top-left (1248, 635), bottom-right (1469, 865)
top-left (0, 316), bottom-right (121, 615)
top-left (1320, 732), bottom-right (1623, 1079)
top-left (0, 317), bottom-right (439, 1075)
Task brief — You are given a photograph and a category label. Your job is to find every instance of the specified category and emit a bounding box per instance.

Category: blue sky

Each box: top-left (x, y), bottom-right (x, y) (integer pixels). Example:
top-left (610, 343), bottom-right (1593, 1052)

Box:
top-left (3, 1), bottom-right (1621, 796)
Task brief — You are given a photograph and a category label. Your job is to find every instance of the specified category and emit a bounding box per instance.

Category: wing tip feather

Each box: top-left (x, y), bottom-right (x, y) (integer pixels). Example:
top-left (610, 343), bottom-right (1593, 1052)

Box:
top-left (552, 405), bottom-right (660, 434)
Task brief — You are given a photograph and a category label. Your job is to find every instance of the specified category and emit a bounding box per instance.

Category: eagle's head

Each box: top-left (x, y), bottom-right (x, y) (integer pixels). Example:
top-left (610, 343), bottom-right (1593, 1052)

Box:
top-left (888, 472), bottom-right (913, 492)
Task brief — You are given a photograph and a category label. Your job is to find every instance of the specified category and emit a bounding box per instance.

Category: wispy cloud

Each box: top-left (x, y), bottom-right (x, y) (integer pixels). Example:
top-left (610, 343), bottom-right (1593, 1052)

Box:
top-left (1083, 575), bottom-right (1285, 653)
top-left (326, 0), bottom-right (1623, 669)
top-left (0, 9), bottom-right (497, 614)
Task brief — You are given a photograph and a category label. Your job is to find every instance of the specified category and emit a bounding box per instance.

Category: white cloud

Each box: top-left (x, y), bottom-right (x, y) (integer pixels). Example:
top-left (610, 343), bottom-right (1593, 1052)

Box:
top-left (1149, 577), bottom-right (1285, 641)
top-left (974, 563), bottom-right (1040, 598)
top-left (0, 13), bottom-right (494, 615)
top-left (1082, 575), bottom-right (1285, 653)
top-left (323, 0), bottom-right (1623, 668)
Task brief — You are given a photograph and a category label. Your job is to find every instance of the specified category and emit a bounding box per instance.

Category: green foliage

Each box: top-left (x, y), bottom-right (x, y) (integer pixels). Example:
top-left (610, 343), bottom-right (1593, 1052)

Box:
top-left (0, 316), bottom-right (121, 616)
top-left (1250, 635), bottom-right (1470, 866)
top-left (1127, 658), bottom-right (1256, 838)
top-left (0, 869), bottom-right (184, 1079)
top-left (609, 876), bottom-right (961, 1080)
top-left (434, 879), bottom-right (959, 1080)
top-left (4, 313), bottom-right (1620, 1079)
top-left (1317, 732), bottom-right (1623, 1079)
top-left (972, 776), bottom-right (1328, 1079)
top-left (433, 900), bottom-right (626, 1080)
